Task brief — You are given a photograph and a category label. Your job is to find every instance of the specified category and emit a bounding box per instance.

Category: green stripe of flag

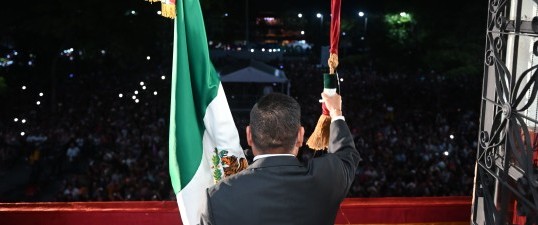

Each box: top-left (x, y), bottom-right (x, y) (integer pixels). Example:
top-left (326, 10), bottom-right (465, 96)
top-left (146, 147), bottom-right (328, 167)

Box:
top-left (169, 0), bottom-right (220, 193)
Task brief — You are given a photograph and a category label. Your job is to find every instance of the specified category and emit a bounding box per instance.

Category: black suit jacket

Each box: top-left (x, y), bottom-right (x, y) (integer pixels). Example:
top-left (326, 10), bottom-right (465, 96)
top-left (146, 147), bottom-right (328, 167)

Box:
top-left (200, 119), bottom-right (361, 225)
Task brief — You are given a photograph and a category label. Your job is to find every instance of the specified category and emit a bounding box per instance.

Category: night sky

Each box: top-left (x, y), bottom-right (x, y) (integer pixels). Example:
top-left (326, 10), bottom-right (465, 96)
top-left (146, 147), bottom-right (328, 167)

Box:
top-left (1, 1), bottom-right (485, 37)
top-left (0, 0), bottom-right (489, 64)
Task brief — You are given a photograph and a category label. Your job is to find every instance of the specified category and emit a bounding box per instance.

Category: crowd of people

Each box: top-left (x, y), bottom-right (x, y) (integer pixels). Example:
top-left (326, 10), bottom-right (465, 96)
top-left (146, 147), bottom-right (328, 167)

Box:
top-left (0, 64), bottom-right (174, 202)
top-left (0, 54), bottom-right (481, 202)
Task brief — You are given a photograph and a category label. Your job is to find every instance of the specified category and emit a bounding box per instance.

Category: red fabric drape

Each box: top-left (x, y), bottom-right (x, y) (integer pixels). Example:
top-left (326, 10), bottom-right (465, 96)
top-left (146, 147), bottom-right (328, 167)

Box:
top-left (0, 197), bottom-right (471, 225)
top-left (330, 0), bottom-right (341, 55)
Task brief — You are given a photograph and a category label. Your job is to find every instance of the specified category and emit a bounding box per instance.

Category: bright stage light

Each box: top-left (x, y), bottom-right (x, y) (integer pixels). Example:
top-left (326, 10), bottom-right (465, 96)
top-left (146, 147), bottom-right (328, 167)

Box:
top-left (14, 118), bottom-right (18, 122)
top-left (142, 86), bottom-right (147, 90)
top-left (21, 132), bottom-right (25, 136)
top-left (140, 81), bottom-right (145, 86)
top-left (119, 93), bottom-right (123, 98)
top-left (36, 101), bottom-right (41, 105)
top-left (39, 92), bottom-right (44, 97)
top-left (21, 119), bottom-right (26, 124)
top-left (153, 91), bottom-right (158, 96)
top-left (22, 86), bottom-right (26, 90)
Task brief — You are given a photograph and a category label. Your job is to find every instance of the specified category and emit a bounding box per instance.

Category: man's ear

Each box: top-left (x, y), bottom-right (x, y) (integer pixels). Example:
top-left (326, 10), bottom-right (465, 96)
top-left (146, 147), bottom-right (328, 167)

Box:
top-left (295, 126), bottom-right (305, 148)
top-left (246, 126), bottom-right (253, 147)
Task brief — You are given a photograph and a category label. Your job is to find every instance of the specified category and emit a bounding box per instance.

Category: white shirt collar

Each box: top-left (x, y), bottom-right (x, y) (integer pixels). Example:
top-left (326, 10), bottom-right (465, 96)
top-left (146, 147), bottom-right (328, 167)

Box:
top-left (253, 153), bottom-right (295, 161)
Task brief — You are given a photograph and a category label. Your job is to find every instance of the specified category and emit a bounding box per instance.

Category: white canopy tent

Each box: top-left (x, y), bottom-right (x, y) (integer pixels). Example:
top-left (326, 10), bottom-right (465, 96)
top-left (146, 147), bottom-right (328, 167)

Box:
top-left (220, 61), bottom-right (290, 95)
top-left (221, 67), bottom-right (287, 83)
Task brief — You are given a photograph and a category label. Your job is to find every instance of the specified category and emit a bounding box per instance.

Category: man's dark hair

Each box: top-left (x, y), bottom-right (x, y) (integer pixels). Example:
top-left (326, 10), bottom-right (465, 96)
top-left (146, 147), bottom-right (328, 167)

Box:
top-left (249, 93), bottom-right (301, 153)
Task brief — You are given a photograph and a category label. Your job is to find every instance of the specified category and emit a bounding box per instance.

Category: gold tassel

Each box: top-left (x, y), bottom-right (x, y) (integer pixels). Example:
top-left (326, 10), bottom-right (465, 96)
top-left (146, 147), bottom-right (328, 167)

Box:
top-left (161, 3), bottom-right (176, 19)
top-left (306, 114), bottom-right (332, 150)
top-left (307, 53), bottom-right (339, 151)
top-left (143, 0), bottom-right (174, 19)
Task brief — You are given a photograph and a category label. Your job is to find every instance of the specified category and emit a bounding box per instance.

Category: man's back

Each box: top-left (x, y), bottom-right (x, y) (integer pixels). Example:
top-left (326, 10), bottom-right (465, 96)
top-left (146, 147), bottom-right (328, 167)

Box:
top-left (201, 120), bottom-right (360, 225)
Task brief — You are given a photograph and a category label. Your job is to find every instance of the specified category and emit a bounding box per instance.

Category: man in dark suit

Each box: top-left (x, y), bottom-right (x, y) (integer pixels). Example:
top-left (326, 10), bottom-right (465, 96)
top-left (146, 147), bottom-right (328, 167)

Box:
top-left (200, 92), bottom-right (361, 225)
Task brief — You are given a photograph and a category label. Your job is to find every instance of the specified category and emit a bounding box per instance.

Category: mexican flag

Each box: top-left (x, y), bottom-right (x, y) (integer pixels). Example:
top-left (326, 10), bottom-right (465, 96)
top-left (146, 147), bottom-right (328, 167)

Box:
top-left (167, 0), bottom-right (247, 224)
